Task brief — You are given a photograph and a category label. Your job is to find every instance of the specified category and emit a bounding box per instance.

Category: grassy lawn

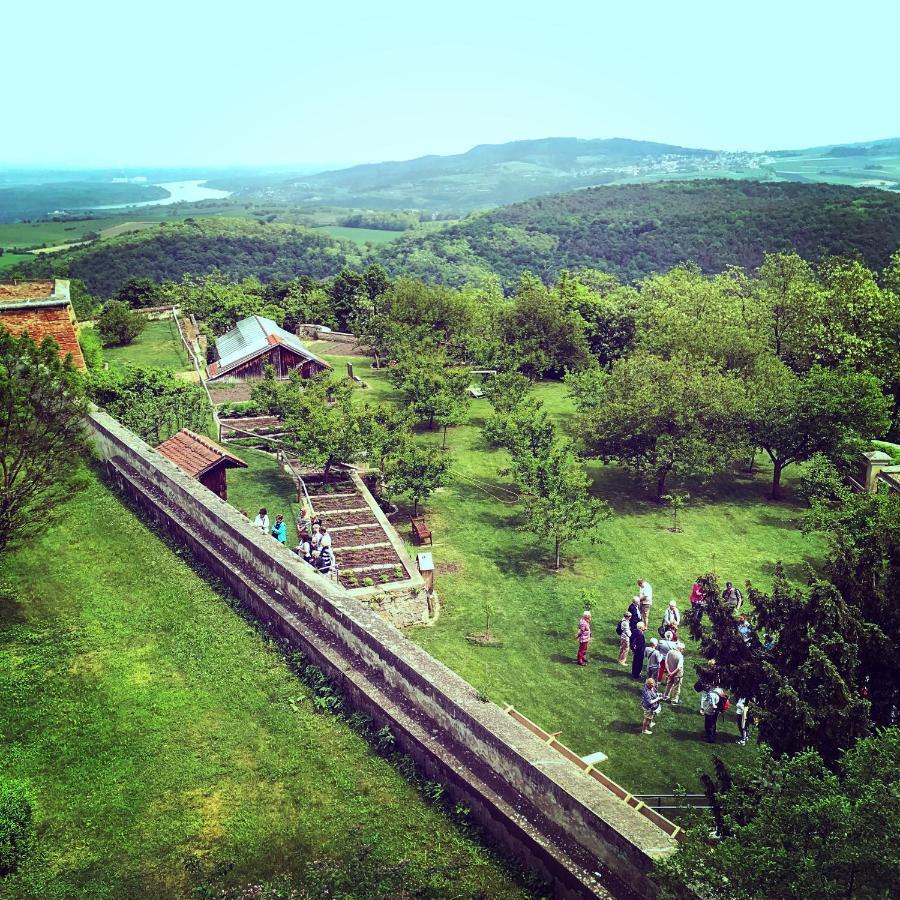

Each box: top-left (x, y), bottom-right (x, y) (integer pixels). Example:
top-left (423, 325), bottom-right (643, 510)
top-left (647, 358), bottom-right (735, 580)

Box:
top-left (226, 446), bottom-right (302, 530)
top-left (0, 468), bottom-right (528, 899)
top-left (308, 356), bottom-right (824, 795)
top-left (0, 252), bottom-right (31, 271)
top-left (101, 318), bottom-right (192, 373)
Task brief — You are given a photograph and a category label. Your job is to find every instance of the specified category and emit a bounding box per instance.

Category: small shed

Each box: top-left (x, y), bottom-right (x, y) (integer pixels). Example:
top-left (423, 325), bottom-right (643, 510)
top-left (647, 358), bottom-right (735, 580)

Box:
top-left (155, 429), bottom-right (247, 500)
top-left (205, 315), bottom-right (331, 382)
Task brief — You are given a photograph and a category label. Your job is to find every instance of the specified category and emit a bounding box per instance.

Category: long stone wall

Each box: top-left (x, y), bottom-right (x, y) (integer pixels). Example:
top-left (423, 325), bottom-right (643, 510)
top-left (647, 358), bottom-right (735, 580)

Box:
top-left (86, 409), bottom-right (677, 900)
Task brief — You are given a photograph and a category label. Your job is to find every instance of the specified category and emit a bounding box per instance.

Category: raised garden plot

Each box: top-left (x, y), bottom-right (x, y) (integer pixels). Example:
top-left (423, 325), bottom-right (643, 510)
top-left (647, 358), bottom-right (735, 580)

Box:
top-left (336, 545), bottom-right (403, 570)
top-left (339, 565), bottom-right (408, 590)
top-left (313, 495), bottom-right (364, 511)
top-left (323, 508), bottom-right (381, 528)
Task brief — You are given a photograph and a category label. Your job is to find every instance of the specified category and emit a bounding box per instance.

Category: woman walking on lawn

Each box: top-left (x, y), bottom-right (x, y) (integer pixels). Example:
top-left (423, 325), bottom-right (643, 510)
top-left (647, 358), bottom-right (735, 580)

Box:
top-left (641, 678), bottom-right (661, 734)
top-left (576, 610), bottom-right (592, 666)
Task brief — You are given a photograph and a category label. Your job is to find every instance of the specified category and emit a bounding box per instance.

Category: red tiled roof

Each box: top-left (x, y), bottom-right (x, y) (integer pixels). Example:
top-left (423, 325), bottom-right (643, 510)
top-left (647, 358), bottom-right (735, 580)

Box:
top-left (0, 281), bottom-right (55, 301)
top-left (0, 304), bottom-right (86, 370)
top-left (155, 429), bottom-right (248, 478)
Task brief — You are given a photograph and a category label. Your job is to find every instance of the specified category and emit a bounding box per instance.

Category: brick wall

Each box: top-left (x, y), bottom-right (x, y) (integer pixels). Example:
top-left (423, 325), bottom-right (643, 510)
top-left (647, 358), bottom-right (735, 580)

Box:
top-left (86, 408), bottom-right (678, 899)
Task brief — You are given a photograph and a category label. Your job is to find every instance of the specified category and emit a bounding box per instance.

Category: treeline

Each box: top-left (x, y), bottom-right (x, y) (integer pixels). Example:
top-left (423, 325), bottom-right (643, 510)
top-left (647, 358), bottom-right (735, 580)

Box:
top-left (11, 218), bottom-right (366, 297)
top-left (379, 180), bottom-right (900, 286)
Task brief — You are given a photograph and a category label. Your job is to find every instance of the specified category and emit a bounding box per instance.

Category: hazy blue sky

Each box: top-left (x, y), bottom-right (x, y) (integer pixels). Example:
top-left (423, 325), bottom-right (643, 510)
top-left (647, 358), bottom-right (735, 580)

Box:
top-left (6, 0), bottom-right (898, 167)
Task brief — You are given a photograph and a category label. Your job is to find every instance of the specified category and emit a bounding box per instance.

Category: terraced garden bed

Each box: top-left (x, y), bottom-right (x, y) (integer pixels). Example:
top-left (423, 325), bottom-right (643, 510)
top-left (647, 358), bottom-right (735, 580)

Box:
top-left (339, 564), bottom-right (408, 590)
top-left (313, 494), bottom-right (364, 511)
top-left (324, 508), bottom-right (381, 527)
top-left (335, 544), bottom-right (404, 570)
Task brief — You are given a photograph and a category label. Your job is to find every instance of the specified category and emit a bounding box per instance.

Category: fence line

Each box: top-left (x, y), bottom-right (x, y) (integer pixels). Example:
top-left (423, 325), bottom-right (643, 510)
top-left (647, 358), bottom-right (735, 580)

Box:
top-left (171, 308), bottom-right (219, 437)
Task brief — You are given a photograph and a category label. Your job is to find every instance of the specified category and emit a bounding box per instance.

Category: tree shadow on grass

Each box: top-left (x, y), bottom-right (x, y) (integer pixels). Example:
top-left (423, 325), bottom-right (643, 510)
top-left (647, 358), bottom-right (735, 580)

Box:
top-left (550, 653), bottom-right (578, 665)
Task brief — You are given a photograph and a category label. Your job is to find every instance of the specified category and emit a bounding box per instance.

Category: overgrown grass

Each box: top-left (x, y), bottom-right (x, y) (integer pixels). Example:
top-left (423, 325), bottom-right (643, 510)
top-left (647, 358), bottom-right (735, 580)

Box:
top-left (0, 468), bottom-right (528, 899)
top-left (100, 317), bottom-right (192, 373)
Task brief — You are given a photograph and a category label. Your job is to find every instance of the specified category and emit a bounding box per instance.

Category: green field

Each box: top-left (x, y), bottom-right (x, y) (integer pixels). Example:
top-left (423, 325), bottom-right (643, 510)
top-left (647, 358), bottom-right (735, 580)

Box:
top-left (0, 252), bottom-right (31, 271)
top-left (100, 318), bottom-right (192, 373)
top-left (308, 357), bottom-right (823, 795)
top-left (315, 225), bottom-right (406, 246)
top-left (0, 468), bottom-right (527, 899)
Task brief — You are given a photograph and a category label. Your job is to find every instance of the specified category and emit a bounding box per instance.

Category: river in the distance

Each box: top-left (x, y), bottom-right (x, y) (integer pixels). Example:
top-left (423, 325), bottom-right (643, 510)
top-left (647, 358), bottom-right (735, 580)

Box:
top-left (90, 179), bottom-right (232, 210)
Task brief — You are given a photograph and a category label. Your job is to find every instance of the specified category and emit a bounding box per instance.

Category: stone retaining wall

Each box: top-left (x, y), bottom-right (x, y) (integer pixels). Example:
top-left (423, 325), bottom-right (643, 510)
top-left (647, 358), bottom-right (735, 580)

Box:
top-left (86, 409), bottom-right (677, 899)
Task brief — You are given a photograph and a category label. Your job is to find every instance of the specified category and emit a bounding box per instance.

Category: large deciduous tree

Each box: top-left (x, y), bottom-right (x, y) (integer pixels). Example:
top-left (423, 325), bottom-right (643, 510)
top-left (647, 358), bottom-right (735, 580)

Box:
top-left (746, 356), bottom-right (890, 499)
top-left (501, 274), bottom-right (592, 377)
top-left (0, 330), bottom-right (88, 552)
top-left (569, 353), bottom-right (748, 499)
top-left (656, 729), bottom-right (900, 900)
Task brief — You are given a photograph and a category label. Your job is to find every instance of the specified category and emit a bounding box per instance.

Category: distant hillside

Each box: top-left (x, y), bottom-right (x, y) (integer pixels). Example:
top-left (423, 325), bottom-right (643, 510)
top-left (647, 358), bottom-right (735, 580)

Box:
top-left (0, 182), bottom-right (170, 223)
top-left (226, 137), bottom-right (718, 210)
top-left (377, 180), bottom-right (900, 285)
top-left (12, 218), bottom-right (366, 296)
top-left (221, 135), bottom-right (900, 212)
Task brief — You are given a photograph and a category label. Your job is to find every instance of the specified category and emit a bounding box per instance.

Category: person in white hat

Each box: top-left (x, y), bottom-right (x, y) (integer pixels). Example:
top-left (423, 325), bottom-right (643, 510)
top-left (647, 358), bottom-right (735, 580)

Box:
top-left (663, 599), bottom-right (681, 635)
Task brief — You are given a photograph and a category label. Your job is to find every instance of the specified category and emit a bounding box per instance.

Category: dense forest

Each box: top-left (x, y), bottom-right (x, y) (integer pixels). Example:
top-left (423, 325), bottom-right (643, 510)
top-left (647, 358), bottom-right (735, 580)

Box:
top-left (379, 180), bottom-right (900, 285)
top-left (10, 181), bottom-right (900, 296)
top-left (15, 218), bottom-right (366, 296)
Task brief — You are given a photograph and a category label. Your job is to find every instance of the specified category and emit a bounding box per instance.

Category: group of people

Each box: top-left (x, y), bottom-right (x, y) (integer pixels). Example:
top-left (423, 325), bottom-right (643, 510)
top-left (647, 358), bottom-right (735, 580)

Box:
top-left (576, 576), bottom-right (754, 745)
top-left (242, 505), bottom-right (335, 575)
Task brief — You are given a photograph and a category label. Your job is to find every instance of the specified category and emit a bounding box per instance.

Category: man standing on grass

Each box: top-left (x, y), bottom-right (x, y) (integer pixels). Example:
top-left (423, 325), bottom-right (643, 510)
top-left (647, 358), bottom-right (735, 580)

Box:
top-left (646, 637), bottom-right (664, 683)
top-left (700, 685), bottom-right (723, 743)
top-left (663, 642), bottom-right (685, 704)
top-left (638, 578), bottom-right (653, 626)
top-left (576, 610), bottom-right (592, 666)
top-left (723, 580), bottom-right (743, 611)
top-left (617, 611), bottom-right (632, 665)
top-left (630, 622), bottom-right (647, 679)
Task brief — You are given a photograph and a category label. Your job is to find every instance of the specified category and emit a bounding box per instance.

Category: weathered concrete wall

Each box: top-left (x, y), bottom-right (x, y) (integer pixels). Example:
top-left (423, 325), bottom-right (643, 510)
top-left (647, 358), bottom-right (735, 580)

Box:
top-left (86, 409), bottom-right (677, 900)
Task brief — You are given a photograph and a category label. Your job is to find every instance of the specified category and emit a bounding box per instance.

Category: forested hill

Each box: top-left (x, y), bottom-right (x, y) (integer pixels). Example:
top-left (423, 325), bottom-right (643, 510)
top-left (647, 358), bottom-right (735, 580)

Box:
top-left (377, 180), bottom-right (900, 285)
top-left (221, 137), bottom-right (716, 210)
top-left (14, 218), bottom-right (367, 296)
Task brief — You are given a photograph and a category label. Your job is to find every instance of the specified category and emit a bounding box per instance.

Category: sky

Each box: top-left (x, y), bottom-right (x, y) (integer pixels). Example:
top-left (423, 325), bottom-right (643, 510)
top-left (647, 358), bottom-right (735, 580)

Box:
top-left (5, 0), bottom-right (899, 168)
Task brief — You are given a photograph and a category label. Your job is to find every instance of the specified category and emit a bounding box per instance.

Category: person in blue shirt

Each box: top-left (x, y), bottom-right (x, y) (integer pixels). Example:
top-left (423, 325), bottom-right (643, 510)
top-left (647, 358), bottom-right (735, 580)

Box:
top-left (271, 514), bottom-right (287, 544)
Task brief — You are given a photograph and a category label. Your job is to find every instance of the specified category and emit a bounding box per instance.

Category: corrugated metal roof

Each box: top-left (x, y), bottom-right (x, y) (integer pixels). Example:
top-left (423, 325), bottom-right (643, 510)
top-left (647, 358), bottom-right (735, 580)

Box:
top-left (211, 315), bottom-right (329, 378)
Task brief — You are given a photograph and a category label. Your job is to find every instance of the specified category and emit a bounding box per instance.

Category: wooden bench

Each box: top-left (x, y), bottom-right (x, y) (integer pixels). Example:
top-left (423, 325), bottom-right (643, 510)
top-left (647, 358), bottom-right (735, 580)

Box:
top-left (411, 516), bottom-right (432, 545)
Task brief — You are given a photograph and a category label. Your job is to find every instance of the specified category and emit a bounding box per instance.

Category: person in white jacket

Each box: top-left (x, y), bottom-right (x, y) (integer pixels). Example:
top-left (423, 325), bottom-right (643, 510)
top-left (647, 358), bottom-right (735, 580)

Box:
top-left (253, 507), bottom-right (269, 533)
top-left (663, 600), bottom-right (681, 633)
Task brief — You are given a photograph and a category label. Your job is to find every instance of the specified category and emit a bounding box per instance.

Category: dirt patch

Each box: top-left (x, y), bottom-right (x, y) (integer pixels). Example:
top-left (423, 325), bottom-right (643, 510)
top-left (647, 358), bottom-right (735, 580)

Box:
top-left (466, 631), bottom-right (501, 646)
top-left (208, 384), bottom-right (253, 404)
top-left (437, 562), bottom-right (461, 575)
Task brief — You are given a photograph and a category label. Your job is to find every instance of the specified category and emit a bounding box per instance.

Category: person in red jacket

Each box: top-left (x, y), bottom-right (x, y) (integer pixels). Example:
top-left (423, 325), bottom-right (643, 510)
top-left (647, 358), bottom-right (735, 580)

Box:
top-left (576, 610), bottom-right (592, 666)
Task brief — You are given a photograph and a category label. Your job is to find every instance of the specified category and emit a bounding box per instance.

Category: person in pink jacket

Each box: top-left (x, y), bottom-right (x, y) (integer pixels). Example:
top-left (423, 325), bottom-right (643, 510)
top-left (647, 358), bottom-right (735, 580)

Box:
top-left (576, 611), bottom-right (592, 666)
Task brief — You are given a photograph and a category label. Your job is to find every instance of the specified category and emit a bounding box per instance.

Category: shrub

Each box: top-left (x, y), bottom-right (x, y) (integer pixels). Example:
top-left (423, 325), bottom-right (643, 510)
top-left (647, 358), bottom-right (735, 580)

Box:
top-left (96, 300), bottom-right (146, 347)
top-left (363, 576), bottom-right (375, 587)
top-left (78, 326), bottom-right (104, 369)
top-left (0, 779), bottom-right (34, 876)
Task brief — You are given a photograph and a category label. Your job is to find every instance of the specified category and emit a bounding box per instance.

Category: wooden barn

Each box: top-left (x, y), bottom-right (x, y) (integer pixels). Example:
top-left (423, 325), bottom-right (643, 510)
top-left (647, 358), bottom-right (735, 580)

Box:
top-left (205, 315), bottom-right (330, 382)
top-left (155, 429), bottom-right (247, 501)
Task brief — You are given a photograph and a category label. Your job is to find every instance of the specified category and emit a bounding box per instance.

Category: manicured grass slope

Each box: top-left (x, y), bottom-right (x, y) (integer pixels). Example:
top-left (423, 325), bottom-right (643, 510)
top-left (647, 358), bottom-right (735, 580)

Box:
top-left (324, 357), bottom-right (823, 795)
top-left (0, 470), bottom-right (526, 899)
